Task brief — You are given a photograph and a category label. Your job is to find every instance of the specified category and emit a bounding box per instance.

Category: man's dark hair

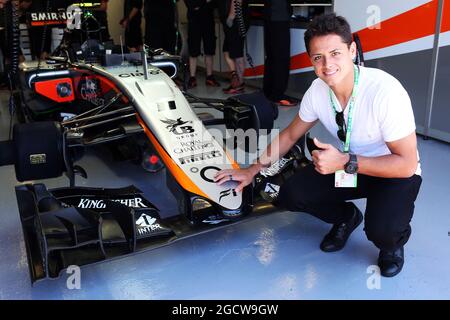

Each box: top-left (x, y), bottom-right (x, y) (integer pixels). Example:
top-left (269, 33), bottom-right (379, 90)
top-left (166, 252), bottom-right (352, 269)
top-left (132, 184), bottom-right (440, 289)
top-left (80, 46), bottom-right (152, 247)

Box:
top-left (304, 13), bottom-right (353, 54)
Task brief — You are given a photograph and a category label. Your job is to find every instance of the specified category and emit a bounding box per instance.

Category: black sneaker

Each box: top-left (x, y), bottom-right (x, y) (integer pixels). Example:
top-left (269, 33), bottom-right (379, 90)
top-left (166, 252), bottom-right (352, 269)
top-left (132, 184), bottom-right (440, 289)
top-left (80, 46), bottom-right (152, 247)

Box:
top-left (205, 75), bottom-right (220, 87)
top-left (378, 246), bottom-right (404, 277)
top-left (320, 203), bottom-right (363, 252)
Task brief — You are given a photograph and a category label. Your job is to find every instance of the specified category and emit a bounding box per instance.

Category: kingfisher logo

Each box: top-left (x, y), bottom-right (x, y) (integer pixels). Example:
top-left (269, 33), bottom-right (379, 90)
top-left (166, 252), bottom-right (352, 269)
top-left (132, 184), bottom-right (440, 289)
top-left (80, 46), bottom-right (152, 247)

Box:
top-left (135, 213), bottom-right (163, 236)
top-left (259, 158), bottom-right (291, 178)
top-left (77, 197), bottom-right (148, 209)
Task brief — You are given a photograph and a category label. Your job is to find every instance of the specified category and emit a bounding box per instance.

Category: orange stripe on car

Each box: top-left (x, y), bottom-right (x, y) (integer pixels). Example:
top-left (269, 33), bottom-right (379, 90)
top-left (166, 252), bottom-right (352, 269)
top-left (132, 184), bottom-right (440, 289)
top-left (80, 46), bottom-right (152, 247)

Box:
top-left (225, 151), bottom-right (240, 170)
top-left (97, 75), bottom-right (130, 103)
top-left (136, 115), bottom-right (210, 199)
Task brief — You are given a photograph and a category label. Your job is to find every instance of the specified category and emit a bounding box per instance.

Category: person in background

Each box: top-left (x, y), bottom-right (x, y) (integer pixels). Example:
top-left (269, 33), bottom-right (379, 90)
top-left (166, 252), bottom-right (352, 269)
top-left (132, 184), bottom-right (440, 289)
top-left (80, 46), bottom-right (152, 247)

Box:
top-left (218, 0), bottom-right (248, 94)
top-left (223, 50), bottom-right (235, 76)
top-left (184, 0), bottom-right (220, 88)
top-left (144, 0), bottom-right (178, 54)
top-left (26, 0), bottom-right (51, 60)
top-left (90, 0), bottom-right (111, 42)
top-left (263, 0), bottom-right (298, 107)
top-left (120, 0), bottom-right (143, 52)
top-left (222, 33), bottom-right (239, 91)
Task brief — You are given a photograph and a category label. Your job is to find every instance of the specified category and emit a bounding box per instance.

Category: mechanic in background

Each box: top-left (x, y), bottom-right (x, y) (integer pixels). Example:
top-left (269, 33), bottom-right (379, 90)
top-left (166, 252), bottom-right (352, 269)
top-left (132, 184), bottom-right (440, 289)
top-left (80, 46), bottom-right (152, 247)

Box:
top-left (263, 0), bottom-right (298, 107)
top-left (90, 0), bottom-right (111, 42)
top-left (215, 13), bottom-right (422, 278)
top-left (145, 0), bottom-right (178, 54)
top-left (120, 0), bottom-right (143, 52)
top-left (184, 0), bottom-right (220, 89)
top-left (218, 0), bottom-right (248, 94)
top-left (21, 0), bottom-right (51, 60)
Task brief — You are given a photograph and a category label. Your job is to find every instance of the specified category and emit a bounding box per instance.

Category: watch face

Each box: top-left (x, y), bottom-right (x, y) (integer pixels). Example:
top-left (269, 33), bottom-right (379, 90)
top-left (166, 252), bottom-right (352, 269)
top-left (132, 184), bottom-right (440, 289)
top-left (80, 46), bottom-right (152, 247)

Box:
top-left (346, 163), bottom-right (357, 174)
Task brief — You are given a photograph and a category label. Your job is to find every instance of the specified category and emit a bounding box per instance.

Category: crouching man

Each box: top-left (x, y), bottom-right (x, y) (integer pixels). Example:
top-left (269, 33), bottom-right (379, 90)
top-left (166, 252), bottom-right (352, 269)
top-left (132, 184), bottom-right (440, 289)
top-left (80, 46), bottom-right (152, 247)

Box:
top-left (215, 13), bottom-right (422, 277)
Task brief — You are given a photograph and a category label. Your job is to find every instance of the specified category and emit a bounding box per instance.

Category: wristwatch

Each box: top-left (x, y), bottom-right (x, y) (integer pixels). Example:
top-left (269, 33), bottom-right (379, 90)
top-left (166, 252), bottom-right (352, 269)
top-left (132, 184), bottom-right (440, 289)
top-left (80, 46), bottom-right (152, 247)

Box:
top-left (344, 153), bottom-right (358, 174)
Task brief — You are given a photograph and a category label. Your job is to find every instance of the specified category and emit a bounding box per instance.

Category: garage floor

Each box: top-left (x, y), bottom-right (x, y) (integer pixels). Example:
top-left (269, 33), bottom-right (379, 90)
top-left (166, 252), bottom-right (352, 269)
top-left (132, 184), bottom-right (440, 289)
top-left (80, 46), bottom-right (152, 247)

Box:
top-left (0, 76), bottom-right (449, 300)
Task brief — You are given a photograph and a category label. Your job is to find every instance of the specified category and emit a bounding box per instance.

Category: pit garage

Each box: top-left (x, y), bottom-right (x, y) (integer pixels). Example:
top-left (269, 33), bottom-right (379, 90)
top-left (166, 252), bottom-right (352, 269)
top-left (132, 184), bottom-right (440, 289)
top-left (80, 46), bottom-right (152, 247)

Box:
top-left (0, 0), bottom-right (448, 301)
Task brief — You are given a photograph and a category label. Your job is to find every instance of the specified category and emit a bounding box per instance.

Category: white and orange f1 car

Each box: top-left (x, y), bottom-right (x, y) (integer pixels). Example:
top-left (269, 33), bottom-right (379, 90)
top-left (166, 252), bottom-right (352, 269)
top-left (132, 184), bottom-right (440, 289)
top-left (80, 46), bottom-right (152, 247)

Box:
top-left (0, 2), bottom-right (310, 284)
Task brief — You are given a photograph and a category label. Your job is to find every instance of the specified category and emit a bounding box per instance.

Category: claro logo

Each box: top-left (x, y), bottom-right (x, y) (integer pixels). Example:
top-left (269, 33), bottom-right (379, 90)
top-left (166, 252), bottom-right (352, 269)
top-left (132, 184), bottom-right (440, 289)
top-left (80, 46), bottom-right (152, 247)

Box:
top-left (119, 70), bottom-right (159, 78)
top-left (118, 72), bottom-right (145, 78)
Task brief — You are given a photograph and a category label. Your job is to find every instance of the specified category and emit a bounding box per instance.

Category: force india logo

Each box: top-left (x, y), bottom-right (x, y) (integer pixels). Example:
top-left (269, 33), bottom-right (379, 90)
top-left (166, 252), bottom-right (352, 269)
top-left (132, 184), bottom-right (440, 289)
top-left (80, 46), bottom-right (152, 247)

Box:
top-left (160, 118), bottom-right (195, 135)
top-left (219, 189), bottom-right (237, 202)
top-left (77, 198), bottom-right (148, 209)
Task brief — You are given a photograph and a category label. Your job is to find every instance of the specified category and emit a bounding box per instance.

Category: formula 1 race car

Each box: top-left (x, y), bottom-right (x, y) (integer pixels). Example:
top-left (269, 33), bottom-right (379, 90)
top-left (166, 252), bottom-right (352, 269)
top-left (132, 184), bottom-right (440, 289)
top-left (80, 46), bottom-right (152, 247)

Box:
top-left (0, 1), bottom-right (311, 284)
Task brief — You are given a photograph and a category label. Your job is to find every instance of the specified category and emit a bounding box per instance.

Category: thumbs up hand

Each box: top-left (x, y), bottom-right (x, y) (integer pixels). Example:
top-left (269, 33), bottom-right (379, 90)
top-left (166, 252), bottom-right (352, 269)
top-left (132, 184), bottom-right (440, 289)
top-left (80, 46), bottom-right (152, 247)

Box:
top-left (311, 138), bottom-right (350, 175)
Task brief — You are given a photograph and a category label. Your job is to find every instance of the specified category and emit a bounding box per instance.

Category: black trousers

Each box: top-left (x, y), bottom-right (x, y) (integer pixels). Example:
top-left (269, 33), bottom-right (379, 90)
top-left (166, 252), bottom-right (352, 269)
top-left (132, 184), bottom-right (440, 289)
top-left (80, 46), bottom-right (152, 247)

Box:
top-left (29, 27), bottom-right (52, 58)
top-left (277, 165), bottom-right (422, 251)
top-left (187, 6), bottom-right (216, 57)
top-left (145, 11), bottom-right (176, 54)
top-left (263, 20), bottom-right (290, 102)
top-left (222, 21), bottom-right (245, 59)
top-left (125, 18), bottom-right (143, 48)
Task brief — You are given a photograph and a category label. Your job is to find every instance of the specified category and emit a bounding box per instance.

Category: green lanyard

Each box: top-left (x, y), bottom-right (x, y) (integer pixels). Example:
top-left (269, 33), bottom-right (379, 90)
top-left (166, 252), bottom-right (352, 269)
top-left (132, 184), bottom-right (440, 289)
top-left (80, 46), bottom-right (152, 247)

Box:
top-left (329, 65), bottom-right (360, 153)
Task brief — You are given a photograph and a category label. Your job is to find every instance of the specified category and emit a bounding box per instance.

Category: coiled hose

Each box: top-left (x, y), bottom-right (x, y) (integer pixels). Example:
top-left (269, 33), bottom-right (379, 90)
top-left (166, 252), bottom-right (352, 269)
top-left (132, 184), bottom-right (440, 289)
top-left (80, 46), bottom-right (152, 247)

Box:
top-left (234, 0), bottom-right (247, 38)
top-left (7, 0), bottom-right (20, 79)
top-left (5, 0), bottom-right (20, 139)
top-left (233, 0), bottom-right (255, 72)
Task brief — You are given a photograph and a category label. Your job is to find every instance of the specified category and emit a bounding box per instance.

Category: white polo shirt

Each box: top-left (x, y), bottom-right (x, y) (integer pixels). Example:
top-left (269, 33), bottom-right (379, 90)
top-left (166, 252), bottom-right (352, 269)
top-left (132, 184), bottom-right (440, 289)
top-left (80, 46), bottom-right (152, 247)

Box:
top-left (299, 66), bottom-right (421, 175)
